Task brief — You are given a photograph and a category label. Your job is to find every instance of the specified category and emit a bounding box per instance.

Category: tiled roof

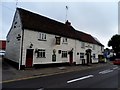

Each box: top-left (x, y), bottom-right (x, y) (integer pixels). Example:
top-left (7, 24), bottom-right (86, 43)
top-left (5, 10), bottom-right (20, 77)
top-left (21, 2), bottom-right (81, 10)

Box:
top-left (17, 8), bottom-right (104, 46)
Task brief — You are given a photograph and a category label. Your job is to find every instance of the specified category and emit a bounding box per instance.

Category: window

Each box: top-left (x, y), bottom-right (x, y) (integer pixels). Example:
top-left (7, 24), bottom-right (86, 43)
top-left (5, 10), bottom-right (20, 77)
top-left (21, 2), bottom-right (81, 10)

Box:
top-left (55, 36), bottom-right (61, 45)
top-left (15, 22), bottom-right (17, 24)
top-left (62, 51), bottom-right (67, 58)
top-left (81, 42), bottom-right (85, 48)
top-left (80, 53), bottom-right (84, 59)
top-left (38, 32), bottom-right (46, 41)
top-left (63, 38), bottom-right (67, 44)
top-left (93, 54), bottom-right (96, 59)
top-left (93, 45), bottom-right (95, 50)
top-left (37, 49), bottom-right (46, 58)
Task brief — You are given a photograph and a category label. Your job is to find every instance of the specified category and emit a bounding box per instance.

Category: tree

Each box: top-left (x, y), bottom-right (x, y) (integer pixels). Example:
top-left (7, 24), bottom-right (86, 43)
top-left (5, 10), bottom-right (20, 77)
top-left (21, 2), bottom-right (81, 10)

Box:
top-left (108, 34), bottom-right (120, 56)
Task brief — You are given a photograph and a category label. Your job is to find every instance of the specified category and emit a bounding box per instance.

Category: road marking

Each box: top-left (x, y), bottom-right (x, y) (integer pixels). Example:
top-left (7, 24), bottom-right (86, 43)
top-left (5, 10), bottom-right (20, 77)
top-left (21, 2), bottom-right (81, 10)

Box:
top-left (99, 69), bottom-right (113, 74)
top-left (67, 75), bottom-right (94, 84)
top-left (113, 67), bottom-right (118, 70)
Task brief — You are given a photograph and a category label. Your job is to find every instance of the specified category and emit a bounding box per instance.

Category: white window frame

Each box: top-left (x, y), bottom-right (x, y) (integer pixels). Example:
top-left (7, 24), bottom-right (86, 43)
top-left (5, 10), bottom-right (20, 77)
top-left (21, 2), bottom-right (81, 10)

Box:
top-left (61, 51), bottom-right (68, 58)
top-left (37, 49), bottom-right (46, 58)
top-left (93, 54), bottom-right (96, 59)
top-left (38, 32), bottom-right (46, 41)
top-left (62, 37), bottom-right (68, 44)
top-left (80, 53), bottom-right (84, 59)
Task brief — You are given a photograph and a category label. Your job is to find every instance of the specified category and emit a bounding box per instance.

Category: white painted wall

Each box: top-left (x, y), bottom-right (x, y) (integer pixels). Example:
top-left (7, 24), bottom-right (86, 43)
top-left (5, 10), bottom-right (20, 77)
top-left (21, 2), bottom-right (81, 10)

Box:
top-left (21, 29), bottom-right (104, 66)
top-left (22, 30), bottom-right (76, 66)
top-left (5, 10), bottom-right (22, 63)
top-left (5, 10), bottom-right (104, 66)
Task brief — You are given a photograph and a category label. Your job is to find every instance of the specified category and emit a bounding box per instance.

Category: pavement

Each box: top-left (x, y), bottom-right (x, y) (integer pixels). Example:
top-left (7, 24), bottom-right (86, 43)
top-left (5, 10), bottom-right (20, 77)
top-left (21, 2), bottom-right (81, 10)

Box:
top-left (1, 57), bottom-right (113, 83)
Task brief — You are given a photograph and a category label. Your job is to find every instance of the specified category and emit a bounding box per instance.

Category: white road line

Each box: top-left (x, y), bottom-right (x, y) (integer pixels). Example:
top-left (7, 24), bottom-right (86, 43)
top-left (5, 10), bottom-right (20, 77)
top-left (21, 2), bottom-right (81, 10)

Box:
top-left (113, 67), bottom-right (118, 70)
top-left (67, 75), bottom-right (94, 84)
top-left (99, 69), bottom-right (113, 74)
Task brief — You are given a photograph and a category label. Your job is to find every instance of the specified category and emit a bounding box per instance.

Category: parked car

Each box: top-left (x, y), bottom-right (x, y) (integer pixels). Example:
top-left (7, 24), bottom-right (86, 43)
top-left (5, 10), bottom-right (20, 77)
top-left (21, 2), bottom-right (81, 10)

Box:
top-left (113, 58), bottom-right (120, 65)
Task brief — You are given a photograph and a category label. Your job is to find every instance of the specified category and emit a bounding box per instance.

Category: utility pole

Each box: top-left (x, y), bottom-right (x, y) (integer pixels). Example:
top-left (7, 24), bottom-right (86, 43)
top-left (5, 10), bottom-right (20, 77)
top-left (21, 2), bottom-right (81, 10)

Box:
top-left (16, 0), bottom-right (18, 8)
top-left (65, 5), bottom-right (68, 22)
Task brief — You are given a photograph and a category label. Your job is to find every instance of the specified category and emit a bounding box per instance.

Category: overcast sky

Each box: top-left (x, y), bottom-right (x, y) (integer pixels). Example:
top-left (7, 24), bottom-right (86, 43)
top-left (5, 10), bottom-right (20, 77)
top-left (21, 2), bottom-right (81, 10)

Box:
top-left (0, 0), bottom-right (119, 48)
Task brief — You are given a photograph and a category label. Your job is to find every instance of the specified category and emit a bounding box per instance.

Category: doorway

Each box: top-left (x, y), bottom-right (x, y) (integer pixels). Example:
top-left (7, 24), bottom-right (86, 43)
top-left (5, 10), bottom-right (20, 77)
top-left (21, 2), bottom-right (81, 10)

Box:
top-left (69, 52), bottom-right (73, 64)
top-left (26, 49), bottom-right (33, 68)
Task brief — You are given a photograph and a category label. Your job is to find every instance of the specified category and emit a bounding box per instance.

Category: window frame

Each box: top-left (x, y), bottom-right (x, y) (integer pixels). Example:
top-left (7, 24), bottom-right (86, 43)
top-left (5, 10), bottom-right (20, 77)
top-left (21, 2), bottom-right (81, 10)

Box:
top-left (38, 32), bottom-right (47, 41)
top-left (61, 51), bottom-right (68, 58)
top-left (80, 53), bottom-right (84, 59)
top-left (62, 37), bottom-right (68, 44)
top-left (37, 49), bottom-right (46, 58)
top-left (93, 54), bottom-right (96, 59)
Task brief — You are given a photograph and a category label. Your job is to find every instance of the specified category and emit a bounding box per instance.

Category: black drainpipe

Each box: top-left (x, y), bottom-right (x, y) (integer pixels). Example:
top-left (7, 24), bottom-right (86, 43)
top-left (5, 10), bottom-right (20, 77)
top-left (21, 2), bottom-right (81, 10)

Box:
top-left (20, 27), bottom-right (24, 70)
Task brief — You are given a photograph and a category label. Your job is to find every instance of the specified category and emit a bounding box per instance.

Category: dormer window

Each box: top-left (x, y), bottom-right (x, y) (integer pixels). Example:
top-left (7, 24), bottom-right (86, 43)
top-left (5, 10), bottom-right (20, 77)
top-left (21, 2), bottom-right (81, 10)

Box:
top-left (38, 32), bottom-right (46, 41)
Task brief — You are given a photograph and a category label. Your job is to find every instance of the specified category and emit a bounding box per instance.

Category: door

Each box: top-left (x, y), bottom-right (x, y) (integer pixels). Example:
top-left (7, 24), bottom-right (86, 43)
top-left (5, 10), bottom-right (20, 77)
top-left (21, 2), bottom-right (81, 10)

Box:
top-left (69, 52), bottom-right (73, 64)
top-left (26, 49), bottom-right (33, 68)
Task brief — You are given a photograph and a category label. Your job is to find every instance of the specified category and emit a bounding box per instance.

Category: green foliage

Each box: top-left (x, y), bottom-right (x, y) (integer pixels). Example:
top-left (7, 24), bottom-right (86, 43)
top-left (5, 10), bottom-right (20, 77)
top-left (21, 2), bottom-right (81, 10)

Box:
top-left (108, 34), bottom-right (120, 54)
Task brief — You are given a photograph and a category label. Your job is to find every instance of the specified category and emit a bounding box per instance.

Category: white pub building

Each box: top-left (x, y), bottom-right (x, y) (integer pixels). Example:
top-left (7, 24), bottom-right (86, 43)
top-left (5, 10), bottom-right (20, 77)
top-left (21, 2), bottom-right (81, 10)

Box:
top-left (5, 8), bottom-right (104, 70)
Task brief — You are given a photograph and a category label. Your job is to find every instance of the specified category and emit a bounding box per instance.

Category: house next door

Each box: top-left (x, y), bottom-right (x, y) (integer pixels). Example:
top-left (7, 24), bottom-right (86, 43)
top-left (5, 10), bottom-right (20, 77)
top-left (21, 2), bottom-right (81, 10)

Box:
top-left (26, 49), bottom-right (33, 68)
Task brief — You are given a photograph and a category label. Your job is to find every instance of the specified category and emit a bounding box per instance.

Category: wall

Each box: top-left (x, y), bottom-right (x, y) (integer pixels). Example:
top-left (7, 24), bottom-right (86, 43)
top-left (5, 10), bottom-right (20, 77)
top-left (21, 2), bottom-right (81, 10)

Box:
top-left (5, 10), bottom-right (22, 63)
top-left (22, 30), bottom-right (76, 66)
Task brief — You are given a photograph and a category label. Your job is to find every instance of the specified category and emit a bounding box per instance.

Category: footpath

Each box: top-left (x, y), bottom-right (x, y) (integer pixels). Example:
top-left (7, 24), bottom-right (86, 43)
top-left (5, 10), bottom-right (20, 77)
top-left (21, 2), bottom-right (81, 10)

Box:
top-left (2, 58), bottom-right (113, 83)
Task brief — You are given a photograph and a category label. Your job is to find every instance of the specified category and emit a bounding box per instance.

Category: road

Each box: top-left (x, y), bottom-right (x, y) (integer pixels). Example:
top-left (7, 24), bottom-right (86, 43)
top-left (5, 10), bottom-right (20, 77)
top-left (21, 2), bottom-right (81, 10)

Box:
top-left (2, 64), bottom-right (120, 89)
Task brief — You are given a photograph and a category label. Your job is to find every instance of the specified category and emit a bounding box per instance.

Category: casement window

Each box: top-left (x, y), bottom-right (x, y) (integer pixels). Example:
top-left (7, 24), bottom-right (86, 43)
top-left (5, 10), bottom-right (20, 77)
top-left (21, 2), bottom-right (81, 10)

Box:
top-left (62, 37), bottom-right (68, 44)
top-left (38, 32), bottom-right (46, 41)
top-left (81, 42), bottom-right (85, 48)
top-left (80, 53), bottom-right (84, 59)
top-left (61, 51), bottom-right (67, 58)
top-left (37, 49), bottom-right (46, 58)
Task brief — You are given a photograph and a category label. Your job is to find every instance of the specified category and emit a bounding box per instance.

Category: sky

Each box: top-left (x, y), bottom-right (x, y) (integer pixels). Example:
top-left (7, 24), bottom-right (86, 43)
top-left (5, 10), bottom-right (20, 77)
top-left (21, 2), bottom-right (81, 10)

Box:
top-left (0, 0), bottom-right (119, 48)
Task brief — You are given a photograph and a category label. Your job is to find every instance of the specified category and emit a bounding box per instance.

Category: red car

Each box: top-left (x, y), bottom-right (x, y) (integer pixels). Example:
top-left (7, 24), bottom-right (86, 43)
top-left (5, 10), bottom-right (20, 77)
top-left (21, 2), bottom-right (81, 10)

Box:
top-left (113, 58), bottom-right (120, 65)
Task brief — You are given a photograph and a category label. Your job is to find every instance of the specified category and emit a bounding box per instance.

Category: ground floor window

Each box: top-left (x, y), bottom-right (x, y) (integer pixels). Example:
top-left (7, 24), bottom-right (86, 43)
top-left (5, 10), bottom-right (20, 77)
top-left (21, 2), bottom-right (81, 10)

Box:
top-left (93, 54), bottom-right (96, 59)
top-left (62, 51), bottom-right (67, 58)
top-left (37, 49), bottom-right (46, 58)
top-left (80, 53), bottom-right (84, 59)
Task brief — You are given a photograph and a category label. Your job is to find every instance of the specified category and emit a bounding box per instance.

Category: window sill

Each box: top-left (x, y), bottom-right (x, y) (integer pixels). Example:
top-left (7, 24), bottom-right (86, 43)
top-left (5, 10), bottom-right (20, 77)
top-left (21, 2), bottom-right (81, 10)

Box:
top-left (38, 39), bottom-right (47, 41)
top-left (62, 42), bottom-right (68, 44)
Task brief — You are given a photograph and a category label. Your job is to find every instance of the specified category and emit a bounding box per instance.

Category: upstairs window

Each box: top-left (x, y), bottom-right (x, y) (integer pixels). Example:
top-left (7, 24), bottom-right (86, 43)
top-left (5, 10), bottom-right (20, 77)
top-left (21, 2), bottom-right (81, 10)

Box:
top-left (93, 45), bottom-right (95, 50)
top-left (81, 42), bottom-right (85, 48)
top-left (38, 32), bottom-right (46, 41)
top-left (61, 51), bottom-right (67, 58)
top-left (62, 37), bottom-right (68, 44)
